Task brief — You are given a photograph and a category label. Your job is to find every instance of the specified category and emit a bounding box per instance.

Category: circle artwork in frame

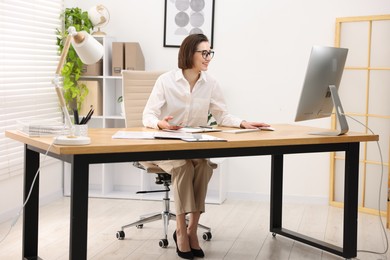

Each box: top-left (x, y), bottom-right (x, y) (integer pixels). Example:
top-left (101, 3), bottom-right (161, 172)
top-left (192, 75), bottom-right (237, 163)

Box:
top-left (164, 0), bottom-right (215, 48)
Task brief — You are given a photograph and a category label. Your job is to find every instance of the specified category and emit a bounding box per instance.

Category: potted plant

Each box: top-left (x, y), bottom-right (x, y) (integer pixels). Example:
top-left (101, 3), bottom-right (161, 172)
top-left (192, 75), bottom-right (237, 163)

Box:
top-left (56, 7), bottom-right (94, 111)
top-left (117, 95), bottom-right (125, 116)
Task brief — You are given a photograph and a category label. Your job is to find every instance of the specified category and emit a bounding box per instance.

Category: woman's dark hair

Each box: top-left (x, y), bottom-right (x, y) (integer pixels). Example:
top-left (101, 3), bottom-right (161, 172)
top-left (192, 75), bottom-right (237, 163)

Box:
top-left (178, 34), bottom-right (209, 69)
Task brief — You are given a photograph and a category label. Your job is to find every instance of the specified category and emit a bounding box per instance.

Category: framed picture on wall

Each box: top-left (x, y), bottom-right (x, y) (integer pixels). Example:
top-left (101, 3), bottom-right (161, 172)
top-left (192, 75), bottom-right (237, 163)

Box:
top-left (164, 0), bottom-right (215, 48)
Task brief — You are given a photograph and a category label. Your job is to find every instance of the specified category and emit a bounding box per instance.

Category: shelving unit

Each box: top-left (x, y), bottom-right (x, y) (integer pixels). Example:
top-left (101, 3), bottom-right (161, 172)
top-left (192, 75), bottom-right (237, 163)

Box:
top-left (63, 36), bottom-right (228, 205)
top-left (79, 35), bottom-right (125, 129)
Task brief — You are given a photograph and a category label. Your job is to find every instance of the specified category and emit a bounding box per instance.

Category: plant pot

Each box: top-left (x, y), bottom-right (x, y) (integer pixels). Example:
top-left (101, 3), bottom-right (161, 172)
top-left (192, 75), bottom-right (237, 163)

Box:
top-left (120, 102), bottom-right (125, 117)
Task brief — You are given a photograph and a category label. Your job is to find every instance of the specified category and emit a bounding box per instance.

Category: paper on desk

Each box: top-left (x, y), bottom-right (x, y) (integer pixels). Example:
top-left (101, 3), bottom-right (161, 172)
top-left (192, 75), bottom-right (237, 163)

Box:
top-left (222, 127), bottom-right (275, 134)
top-left (153, 132), bottom-right (226, 142)
top-left (222, 128), bottom-right (260, 134)
top-left (112, 131), bottom-right (196, 140)
top-left (112, 131), bottom-right (226, 142)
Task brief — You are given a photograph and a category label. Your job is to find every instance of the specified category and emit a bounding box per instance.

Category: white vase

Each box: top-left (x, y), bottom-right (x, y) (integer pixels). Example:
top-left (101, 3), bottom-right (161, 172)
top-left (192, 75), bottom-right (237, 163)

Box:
top-left (120, 102), bottom-right (125, 117)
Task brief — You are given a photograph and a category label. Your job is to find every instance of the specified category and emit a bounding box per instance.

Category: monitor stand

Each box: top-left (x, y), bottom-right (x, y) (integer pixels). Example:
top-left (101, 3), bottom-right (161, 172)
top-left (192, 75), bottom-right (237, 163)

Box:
top-left (309, 85), bottom-right (349, 136)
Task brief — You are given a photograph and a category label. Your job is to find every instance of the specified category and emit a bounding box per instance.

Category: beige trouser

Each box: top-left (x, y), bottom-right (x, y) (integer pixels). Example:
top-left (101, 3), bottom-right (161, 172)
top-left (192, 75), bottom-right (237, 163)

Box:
top-left (154, 159), bottom-right (214, 215)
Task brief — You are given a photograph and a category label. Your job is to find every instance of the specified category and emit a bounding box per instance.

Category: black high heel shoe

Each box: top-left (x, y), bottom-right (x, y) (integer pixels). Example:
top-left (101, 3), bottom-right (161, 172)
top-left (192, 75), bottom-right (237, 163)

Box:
top-left (173, 230), bottom-right (194, 259)
top-left (191, 247), bottom-right (205, 258)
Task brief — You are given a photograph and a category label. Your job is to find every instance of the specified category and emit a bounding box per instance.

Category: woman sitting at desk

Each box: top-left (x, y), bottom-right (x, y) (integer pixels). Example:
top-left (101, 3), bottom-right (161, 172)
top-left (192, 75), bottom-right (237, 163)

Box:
top-left (143, 33), bottom-right (269, 259)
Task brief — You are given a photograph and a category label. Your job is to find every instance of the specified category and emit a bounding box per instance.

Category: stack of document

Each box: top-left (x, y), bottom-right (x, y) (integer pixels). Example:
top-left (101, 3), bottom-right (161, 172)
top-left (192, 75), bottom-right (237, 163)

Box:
top-left (18, 120), bottom-right (69, 137)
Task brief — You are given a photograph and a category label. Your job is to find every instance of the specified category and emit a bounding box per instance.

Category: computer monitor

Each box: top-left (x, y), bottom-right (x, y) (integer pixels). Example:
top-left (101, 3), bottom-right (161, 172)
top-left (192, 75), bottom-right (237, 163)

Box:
top-left (294, 46), bottom-right (349, 136)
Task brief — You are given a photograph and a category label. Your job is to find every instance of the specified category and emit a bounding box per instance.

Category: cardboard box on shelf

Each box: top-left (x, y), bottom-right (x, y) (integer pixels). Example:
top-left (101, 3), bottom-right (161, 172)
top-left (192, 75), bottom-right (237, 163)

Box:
top-left (79, 81), bottom-right (102, 116)
top-left (112, 42), bottom-right (145, 76)
top-left (112, 42), bottom-right (125, 76)
top-left (81, 59), bottom-right (103, 76)
top-left (125, 42), bottom-right (145, 71)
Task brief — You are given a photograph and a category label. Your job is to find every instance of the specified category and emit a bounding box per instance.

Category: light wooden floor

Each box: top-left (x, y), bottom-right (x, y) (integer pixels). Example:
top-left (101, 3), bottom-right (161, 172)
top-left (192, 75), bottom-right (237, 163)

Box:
top-left (0, 197), bottom-right (389, 260)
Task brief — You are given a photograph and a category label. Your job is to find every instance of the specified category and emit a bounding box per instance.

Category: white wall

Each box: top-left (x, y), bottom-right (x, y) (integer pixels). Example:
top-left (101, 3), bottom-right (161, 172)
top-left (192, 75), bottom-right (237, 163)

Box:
top-left (0, 161), bottom-right (63, 223)
top-left (65, 0), bottom-right (390, 202)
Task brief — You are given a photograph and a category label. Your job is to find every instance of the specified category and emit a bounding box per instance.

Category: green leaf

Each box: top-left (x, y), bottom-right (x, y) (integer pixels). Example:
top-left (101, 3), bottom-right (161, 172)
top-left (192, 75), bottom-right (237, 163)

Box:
top-left (57, 7), bottom-right (94, 110)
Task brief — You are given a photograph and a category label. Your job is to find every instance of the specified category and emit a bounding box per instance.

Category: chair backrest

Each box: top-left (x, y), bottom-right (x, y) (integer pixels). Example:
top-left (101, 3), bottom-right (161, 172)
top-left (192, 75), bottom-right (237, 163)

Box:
top-left (122, 70), bottom-right (164, 127)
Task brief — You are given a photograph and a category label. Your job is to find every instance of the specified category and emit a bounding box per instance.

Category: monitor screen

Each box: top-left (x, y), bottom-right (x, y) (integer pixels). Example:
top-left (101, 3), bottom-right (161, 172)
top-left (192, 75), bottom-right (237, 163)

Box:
top-left (294, 46), bottom-right (349, 135)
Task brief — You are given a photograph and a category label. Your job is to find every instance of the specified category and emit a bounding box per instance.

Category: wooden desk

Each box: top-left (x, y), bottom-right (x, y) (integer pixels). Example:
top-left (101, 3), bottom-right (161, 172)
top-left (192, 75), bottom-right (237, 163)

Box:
top-left (5, 124), bottom-right (378, 259)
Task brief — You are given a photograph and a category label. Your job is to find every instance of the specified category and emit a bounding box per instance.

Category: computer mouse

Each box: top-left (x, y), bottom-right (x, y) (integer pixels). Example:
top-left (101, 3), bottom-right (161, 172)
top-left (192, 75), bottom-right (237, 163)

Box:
top-left (259, 126), bottom-right (275, 131)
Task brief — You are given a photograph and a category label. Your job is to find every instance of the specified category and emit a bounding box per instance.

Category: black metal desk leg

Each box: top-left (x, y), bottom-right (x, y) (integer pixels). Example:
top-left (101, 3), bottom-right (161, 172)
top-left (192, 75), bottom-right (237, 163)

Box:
top-left (69, 156), bottom-right (89, 260)
top-left (343, 142), bottom-right (360, 258)
top-left (270, 154), bottom-right (284, 232)
top-left (23, 145), bottom-right (40, 260)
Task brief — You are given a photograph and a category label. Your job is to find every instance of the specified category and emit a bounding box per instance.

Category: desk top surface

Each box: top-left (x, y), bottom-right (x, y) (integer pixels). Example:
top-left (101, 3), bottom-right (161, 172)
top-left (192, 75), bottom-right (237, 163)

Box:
top-left (5, 124), bottom-right (378, 155)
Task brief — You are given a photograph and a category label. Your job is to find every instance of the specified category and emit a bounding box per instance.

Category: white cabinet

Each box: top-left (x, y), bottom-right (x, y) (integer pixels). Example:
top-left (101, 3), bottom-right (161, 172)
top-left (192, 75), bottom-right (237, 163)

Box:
top-left (63, 35), bottom-right (228, 204)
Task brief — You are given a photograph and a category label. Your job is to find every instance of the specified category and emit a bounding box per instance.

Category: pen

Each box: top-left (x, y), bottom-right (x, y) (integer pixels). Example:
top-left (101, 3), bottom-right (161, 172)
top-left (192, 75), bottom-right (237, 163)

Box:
top-left (84, 109), bottom-right (94, 124)
top-left (73, 109), bottom-right (79, 125)
top-left (80, 107), bottom-right (93, 124)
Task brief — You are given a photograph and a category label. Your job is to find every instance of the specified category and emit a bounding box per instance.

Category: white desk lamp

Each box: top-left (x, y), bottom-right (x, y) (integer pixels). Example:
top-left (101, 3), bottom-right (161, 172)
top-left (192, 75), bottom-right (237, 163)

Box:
top-left (53, 26), bottom-right (104, 145)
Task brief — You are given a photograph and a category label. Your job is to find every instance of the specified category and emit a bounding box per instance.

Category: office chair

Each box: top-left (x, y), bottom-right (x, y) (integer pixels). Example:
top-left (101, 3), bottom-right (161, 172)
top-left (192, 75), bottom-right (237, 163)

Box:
top-left (115, 70), bottom-right (214, 248)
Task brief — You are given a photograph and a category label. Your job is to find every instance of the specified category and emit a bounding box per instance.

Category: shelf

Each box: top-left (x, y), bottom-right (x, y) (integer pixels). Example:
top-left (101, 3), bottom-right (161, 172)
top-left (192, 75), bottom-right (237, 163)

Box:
top-left (80, 75), bottom-right (104, 79)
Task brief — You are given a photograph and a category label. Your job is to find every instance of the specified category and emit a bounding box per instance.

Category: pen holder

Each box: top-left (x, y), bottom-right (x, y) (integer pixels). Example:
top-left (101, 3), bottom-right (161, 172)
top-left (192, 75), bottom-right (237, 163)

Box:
top-left (74, 124), bottom-right (88, 137)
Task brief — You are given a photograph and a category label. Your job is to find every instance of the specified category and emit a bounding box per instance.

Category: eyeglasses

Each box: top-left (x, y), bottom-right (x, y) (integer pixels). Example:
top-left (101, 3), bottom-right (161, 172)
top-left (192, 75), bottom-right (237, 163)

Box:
top-left (195, 50), bottom-right (215, 59)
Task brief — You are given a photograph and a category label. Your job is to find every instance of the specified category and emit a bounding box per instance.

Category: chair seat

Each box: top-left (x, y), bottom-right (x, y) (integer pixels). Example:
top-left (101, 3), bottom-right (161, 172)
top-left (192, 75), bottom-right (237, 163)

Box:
top-left (209, 161), bottom-right (218, 169)
top-left (135, 161), bottom-right (165, 173)
top-left (135, 160), bottom-right (218, 174)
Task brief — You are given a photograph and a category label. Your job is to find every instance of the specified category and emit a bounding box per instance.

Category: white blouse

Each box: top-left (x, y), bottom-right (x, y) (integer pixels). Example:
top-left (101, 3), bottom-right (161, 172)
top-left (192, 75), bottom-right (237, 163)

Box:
top-left (143, 69), bottom-right (243, 129)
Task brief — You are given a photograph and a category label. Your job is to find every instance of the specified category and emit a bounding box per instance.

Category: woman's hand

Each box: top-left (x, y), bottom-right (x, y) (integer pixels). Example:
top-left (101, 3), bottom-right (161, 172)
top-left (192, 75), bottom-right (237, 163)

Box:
top-left (240, 121), bottom-right (270, 129)
top-left (157, 116), bottom-right (183, 130)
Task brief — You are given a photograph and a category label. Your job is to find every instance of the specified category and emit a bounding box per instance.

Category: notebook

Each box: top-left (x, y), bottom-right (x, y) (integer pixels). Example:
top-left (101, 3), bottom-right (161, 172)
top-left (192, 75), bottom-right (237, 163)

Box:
top-left (154, 132), bottom-right (226, 142)
top-left (222, 126), bottom-right (275, 134)
top-left (163, 127), bottom-right (222, 133)
top-left (112, 131), bottom-right (226, 142)
top-left (222, 129), bottom-right (260, 134)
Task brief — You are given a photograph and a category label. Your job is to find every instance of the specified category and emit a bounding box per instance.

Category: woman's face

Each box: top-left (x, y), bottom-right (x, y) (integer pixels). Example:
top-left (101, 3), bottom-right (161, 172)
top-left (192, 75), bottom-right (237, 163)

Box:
top-left (192, 41), bottom-right (212, 72)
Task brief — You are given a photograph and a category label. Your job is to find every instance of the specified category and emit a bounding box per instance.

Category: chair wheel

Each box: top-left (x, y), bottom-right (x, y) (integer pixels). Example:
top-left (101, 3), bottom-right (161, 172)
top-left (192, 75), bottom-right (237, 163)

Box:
top-left (272, 233), bottom-right (276, 237)
top-left (202, 231), bottom-right (212, 241)
top-left (136, 224), bottom-right (143, 229)
top-left (116, 231), bottom-right (125, 240)
top-left (159, 238), bottom-right (169, 248)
